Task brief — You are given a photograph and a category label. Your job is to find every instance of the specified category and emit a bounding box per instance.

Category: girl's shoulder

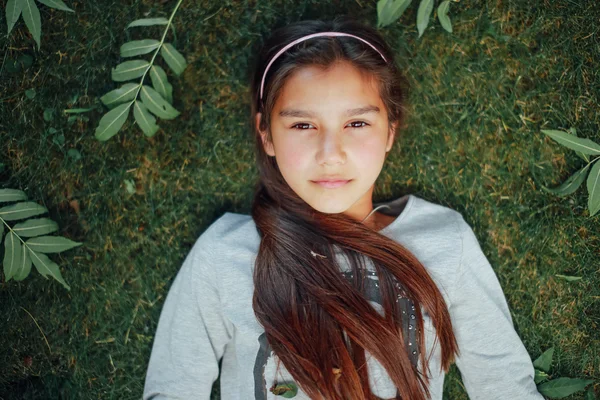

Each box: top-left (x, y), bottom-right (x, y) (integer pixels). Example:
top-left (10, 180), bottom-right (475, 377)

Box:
top-left (404, 194), bottom-right (478, 263)
top-left (384, 194), bottom-right (471, 304)
top-left (381, 193), bottom-right (464, 239)
top-left (204, 211), bottom-right (256, 239)
top-left (198, 194), bottom-right (469, 255)
top-left (191, 211), bottom-right (260, 260)
top-left (192, 197), bottom-right (472, 306)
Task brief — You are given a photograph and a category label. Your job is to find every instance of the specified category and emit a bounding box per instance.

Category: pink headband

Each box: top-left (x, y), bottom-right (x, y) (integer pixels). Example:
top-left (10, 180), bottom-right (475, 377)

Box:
top-left (259, 31), bottom-right (388, 101)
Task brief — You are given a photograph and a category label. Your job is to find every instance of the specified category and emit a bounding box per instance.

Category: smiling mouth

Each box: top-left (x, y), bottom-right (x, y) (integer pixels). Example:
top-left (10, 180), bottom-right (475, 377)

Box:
top-left (311, 179), bottom-right (352, 188)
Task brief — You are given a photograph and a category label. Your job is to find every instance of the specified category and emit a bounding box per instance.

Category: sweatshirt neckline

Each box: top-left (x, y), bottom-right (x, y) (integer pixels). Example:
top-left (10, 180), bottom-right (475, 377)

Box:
top-left (374, 193), bottom-right (415, 235)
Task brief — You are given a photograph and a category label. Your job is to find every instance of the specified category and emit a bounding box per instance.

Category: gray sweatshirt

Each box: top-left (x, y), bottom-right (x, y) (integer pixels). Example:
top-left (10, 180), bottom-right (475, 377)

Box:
top-left (142, 193), bottom-right (544, 400)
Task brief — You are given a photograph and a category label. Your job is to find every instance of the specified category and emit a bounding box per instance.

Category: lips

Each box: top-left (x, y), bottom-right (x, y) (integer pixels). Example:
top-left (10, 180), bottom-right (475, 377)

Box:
top-left (312, 179), bottom-right (351, 188)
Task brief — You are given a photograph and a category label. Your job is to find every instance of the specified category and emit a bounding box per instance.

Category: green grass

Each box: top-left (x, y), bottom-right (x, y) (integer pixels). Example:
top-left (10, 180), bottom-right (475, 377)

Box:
top-left (0, 0), bottom-right (598, 398)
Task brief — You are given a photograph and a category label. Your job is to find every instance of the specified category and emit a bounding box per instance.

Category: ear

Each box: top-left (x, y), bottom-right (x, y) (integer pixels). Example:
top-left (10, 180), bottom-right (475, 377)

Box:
top-left (256, 112), bottom-right (275, 157)
top-left (386, 121), bottom-right (398, 153)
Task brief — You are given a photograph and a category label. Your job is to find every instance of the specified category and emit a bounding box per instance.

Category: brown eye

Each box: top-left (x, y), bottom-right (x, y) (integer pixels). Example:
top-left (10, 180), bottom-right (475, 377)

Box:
top-left (291, 123), bottom-right (314, 130)
top-left (347, 121), bottom-right (369, 128)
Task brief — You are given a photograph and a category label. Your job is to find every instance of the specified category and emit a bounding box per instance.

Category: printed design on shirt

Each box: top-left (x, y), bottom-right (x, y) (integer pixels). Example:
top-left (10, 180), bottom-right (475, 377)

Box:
top-left (252, 269), bottom-right (419, 399)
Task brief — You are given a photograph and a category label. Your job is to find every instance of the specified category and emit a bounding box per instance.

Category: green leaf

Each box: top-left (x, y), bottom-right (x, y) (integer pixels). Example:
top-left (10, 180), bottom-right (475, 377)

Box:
top-left (124, 179), bottom-right (136, 194)
top-left (271, 382), bottom-right (298, 398)
top-left (67, 148), bottom-right (81, 160)
top-left (6, 0), bottom-right (24, 35)
top-left (377, 0), bottom-right (412, 28)
top-left (28, 248), bottom-right (70, 290)
top-left (133, 100), bottom-right (160, 137)
top-left (533, 347), bottom-right (554, 372)
top-left (22, 0), bottom-right (41, 49)
top-left (140, 85), bottom-right (180, 120)
top-left (585, 386), bottom-right (596, 400)
top-left (100, 83), bottom-right (139, 109)
top-left (36, 0), bottom-right (74, 12)
top-left (541, 163), bottom-right (591, 197)
top-left (25, 88), bottom-right (36, 99)
top-left (0, 201), bottom-right (48, 221)
top-left (13, 243), bottom-right (33, 281)
top-left (13, 217), bottom-right (59, 237)
top-left (541, 129), bottom-right (600, 155)
top-left (555, 274), bottom-right (583, 282)
top-left (127, 17), bottom-right (169, 28)
top-left (94, 102), bottom-right (131, 141)
top-left (111, 60), bottom-right (150, 82)
top-left (538, 378), bottom-right (594, 399)
top-left (0, 188), bottom-right (27, 203)
top-left (3, 231), bottom-right (22, 281)
top-left (416, 0), bottom-right (434, 38)
top-left (120, 39), bottom-right (160, 58)
top-left (160, 42), bottom-right (187, 75)
top-left (43, 107), bottom-right (54, 120)
top-left (568, 127), bottom-right (590, 162)
top-left (535, 369), bottom-right (550, 384)
top-left (282, 388), bottom-right (298, 398)
top-left (437, 0), bottom-right (452, 33)
top-left (150, 65), bottom-right (173, 104)
top-left (63, 107), bottom-right (95, 114)
top-left (26, 235), bottom-right (82, 253)
top-left (586, 159), bottom-right (600, 216)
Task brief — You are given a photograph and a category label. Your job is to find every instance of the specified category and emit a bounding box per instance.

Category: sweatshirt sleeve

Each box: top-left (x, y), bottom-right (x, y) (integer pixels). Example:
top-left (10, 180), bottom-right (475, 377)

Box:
top-left (143, 233), bottom-right (233, 399)
top-left (449, 215), bottom-right (544, 400)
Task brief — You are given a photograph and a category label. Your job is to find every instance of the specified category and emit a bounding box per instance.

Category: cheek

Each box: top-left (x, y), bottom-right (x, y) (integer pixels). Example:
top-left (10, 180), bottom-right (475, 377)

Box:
top-left (274, 136), bottom-right (311, 167)
top-left (351, 136), bottom-right (387, 167)
top-left (273, 140), bottom-right (311, 182)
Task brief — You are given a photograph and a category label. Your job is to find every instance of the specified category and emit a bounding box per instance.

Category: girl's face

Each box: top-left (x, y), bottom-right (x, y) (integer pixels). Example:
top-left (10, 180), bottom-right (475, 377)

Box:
top-left (256, 61), bottom-right (397, 222)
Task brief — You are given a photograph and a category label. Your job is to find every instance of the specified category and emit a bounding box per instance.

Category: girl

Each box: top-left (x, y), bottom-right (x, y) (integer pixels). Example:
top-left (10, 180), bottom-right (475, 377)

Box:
top-left (143, 16), bottom-right (544, 400)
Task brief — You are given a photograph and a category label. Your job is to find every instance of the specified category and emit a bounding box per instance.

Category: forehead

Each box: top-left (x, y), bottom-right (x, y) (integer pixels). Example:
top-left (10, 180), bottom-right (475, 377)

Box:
top-left (274, 61), bottom-right (383, 114)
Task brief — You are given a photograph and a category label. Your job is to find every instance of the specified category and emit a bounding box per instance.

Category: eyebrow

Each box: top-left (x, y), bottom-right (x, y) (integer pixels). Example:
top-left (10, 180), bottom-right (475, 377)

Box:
top-left (278, 105), bottom-right (380, 118)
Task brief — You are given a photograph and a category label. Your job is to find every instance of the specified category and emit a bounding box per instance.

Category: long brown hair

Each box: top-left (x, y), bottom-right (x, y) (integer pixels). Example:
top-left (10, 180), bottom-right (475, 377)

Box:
top-left (248, 16), bottom-right (459, 400)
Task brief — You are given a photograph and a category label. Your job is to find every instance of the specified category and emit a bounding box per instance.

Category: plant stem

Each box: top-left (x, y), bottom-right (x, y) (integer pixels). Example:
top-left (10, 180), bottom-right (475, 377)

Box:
top-left (126, 0), bottom-right (185, 110)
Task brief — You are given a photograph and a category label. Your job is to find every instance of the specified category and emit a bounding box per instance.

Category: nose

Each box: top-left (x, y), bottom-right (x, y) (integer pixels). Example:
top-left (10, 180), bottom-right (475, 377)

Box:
top-left (316, 129), bottom-right (346, 166)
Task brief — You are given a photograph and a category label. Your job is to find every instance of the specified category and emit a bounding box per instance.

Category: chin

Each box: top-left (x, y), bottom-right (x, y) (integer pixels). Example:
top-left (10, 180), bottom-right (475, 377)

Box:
top-left (304, 198), bottom-right (352, 215)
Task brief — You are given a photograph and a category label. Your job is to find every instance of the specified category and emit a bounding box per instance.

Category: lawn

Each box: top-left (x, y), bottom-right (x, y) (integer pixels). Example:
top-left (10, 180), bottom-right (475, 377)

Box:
top-left (0, 0), bottom-right (598, 398)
